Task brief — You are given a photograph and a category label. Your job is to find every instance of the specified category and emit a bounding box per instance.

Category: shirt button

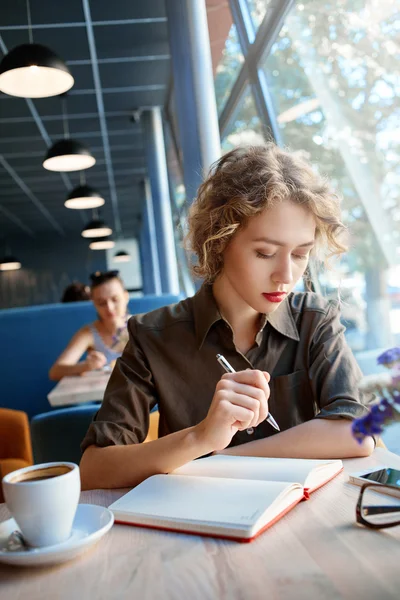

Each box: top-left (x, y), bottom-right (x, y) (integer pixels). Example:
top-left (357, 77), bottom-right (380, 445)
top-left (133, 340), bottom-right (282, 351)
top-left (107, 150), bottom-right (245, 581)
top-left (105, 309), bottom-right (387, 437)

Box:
top-left (246, 427), bottom-right (254, 435)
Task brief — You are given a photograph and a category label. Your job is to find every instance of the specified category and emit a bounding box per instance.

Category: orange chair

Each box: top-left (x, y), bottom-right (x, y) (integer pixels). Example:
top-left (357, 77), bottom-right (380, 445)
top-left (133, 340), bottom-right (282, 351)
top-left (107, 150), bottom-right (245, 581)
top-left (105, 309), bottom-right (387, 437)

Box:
top-left (0, 408), bottom-right (33, 503)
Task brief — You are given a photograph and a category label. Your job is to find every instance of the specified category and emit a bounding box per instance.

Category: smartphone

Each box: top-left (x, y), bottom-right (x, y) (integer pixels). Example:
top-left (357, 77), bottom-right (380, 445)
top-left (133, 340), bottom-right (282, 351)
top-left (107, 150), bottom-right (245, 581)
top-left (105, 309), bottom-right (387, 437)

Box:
top-left (349, 467), bottom-right (400, 498)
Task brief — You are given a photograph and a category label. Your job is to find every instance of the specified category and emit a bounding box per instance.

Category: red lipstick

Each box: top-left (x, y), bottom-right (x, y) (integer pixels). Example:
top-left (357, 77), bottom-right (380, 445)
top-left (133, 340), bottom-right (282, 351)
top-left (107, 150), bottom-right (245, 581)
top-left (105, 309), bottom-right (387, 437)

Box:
top-left (262, 292), bottom-right (287, 303)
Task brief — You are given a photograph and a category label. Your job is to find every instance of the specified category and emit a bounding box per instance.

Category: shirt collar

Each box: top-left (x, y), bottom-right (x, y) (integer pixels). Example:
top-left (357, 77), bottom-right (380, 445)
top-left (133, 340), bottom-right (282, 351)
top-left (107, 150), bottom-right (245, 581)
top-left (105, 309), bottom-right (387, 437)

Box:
top-left (193, 284), bottom-right (223, 349)
top-left (267, 295), bottom-right (300, 341)
top-left (193, 285), bottom-right (300, 348)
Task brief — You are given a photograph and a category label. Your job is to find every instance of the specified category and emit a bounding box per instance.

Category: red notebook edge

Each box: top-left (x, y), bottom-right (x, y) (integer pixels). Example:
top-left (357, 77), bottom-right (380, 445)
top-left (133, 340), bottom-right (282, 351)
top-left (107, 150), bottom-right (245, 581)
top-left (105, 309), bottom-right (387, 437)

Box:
top-left (303, 464), bottom-right (344, 498)
top-left (113, 495), bottom-right (304, 544)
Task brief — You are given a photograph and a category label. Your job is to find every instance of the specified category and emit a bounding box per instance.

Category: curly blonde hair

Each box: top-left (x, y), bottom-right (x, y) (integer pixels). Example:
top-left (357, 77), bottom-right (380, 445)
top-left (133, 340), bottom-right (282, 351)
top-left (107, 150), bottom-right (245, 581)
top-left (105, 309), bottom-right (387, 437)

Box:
top-left (186, 144), bottom-right (347, 282)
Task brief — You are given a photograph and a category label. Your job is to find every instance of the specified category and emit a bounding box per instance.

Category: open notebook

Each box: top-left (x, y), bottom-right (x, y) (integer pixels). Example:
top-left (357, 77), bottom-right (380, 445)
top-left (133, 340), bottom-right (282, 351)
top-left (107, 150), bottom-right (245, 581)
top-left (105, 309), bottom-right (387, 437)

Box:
top-left (109, 455), bottom-right (343, 543)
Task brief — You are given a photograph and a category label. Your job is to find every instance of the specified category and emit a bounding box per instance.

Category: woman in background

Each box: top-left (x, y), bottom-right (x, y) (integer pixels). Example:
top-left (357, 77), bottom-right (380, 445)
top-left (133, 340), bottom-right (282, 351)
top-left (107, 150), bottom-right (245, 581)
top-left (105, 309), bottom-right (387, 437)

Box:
top-left (49, 270), bottom-right (130, 381)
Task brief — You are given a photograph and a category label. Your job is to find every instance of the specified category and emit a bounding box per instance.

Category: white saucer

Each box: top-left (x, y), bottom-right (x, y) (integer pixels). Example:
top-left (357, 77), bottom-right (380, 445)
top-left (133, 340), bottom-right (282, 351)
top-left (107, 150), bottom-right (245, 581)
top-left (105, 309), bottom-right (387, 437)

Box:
top-left (0, 504), bottom-right (114, 567)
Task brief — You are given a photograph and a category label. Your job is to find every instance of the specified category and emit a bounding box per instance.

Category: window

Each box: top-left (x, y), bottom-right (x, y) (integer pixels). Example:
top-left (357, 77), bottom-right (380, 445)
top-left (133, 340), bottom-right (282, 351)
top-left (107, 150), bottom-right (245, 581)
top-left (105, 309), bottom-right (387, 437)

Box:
top-left (246, 0), bottom-right (272, 31)
top-left (214, 24), bottom-right (245, 115)
top-left (259, 0), bottom-right (400, 353)
top-left (221, 85), bottom-right (264, 152)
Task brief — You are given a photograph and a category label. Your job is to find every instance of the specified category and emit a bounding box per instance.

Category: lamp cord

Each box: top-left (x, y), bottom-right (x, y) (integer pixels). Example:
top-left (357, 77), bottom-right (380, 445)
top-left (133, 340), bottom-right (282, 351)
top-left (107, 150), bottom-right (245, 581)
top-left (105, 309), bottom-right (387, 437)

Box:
top-left (62, 96), bottom-right (70, 138)
top-left (26, 0), bottom-right (33, 44)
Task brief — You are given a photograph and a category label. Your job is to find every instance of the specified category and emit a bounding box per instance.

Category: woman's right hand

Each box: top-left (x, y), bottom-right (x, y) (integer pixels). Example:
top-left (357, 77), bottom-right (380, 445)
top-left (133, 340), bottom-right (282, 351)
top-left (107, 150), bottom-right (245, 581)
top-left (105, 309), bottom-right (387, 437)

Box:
top-left (84, 350), bottom-right (107, 372)
top-left (194, 370), bottom-right (271, 452)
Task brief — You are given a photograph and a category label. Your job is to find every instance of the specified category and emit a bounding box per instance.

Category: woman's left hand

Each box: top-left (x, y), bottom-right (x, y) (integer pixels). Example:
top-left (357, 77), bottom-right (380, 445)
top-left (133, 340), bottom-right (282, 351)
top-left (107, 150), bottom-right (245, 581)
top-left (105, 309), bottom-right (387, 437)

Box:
top-left (84, 350), bottom-right (107, 372)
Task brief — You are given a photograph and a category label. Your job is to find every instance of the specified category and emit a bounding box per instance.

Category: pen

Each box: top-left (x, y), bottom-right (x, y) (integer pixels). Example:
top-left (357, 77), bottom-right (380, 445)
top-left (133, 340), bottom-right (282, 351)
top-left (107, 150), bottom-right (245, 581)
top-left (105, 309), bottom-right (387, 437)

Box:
top-left (216, 353), bottom-right (280, 434)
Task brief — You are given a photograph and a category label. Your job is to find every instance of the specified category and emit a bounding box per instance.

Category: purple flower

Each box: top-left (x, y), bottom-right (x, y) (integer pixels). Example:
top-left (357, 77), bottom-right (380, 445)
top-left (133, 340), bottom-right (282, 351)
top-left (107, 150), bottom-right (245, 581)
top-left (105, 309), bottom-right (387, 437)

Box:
top-left (353, 347), bottom-right (400, 443)
top-left (352, 396), bottom-right (399, 443)
top-left (377, 347), bottom-right (400, 366)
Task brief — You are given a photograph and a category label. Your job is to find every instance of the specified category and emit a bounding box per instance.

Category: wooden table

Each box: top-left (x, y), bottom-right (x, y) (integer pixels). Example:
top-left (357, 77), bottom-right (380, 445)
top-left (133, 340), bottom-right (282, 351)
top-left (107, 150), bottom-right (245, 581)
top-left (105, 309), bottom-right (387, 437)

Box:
top-left (1, 448), bottom-right (399, 599)
top-left (47, 372), bottom-right (110, 407)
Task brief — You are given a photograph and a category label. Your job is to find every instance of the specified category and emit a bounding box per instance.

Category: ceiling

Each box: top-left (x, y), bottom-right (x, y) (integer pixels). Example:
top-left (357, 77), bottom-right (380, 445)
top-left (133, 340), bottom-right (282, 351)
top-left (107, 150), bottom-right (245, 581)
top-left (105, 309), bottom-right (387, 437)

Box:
top-left (0, 0), bottom-right (170, 241)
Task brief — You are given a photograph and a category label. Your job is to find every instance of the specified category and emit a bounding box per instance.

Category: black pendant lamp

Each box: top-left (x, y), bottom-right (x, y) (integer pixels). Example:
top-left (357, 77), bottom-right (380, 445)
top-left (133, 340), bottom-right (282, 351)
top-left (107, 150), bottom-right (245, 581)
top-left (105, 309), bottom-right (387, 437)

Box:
top-left (65, 172), bottom-right (104, 210)
top-left (0, 1), bottom-right (73, 98)
top-left (65, 184), bottom-right (105, 210)
top-left (81, 219), bottom-right (112, 239)
top-left (43, 96), bottom-right (95, 172)
top-left (114, 250), bottom-right (131, 263)
top-left (0, 255), bottom-right (22, 271)
top-left (89, 238), bottom-right (115, 250)
top-left (43, 139), bottom-right (96, 172)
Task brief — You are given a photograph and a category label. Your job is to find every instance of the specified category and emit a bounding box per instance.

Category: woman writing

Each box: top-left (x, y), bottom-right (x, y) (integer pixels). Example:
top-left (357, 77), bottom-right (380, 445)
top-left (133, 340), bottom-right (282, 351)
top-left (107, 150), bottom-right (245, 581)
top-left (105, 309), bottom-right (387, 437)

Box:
top-left (80, 144), bottom-right (374, 490)
top-left (49, 271), bottom-right (130, 381)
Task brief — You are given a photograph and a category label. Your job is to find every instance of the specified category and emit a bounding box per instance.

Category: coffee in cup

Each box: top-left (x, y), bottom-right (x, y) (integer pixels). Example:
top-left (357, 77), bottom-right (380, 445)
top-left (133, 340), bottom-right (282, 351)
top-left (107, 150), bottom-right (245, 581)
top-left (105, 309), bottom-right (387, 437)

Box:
top-left (2, 462), bottom-right (80, 548)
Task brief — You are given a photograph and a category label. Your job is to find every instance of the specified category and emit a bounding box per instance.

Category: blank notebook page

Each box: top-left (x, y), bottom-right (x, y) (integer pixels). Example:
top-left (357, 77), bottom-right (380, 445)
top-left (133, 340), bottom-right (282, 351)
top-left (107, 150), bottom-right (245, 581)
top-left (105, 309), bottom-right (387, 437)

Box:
top-left (173, 455), bottom-right (342, 489)
top-left (110, 475), bottom-right (298, 529)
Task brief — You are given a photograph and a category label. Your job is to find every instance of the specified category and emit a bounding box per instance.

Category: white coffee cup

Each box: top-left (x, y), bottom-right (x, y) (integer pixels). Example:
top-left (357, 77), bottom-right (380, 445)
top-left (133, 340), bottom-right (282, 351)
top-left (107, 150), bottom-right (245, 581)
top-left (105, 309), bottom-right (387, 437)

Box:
top-left (2, 462), bottom-right (80, 548)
